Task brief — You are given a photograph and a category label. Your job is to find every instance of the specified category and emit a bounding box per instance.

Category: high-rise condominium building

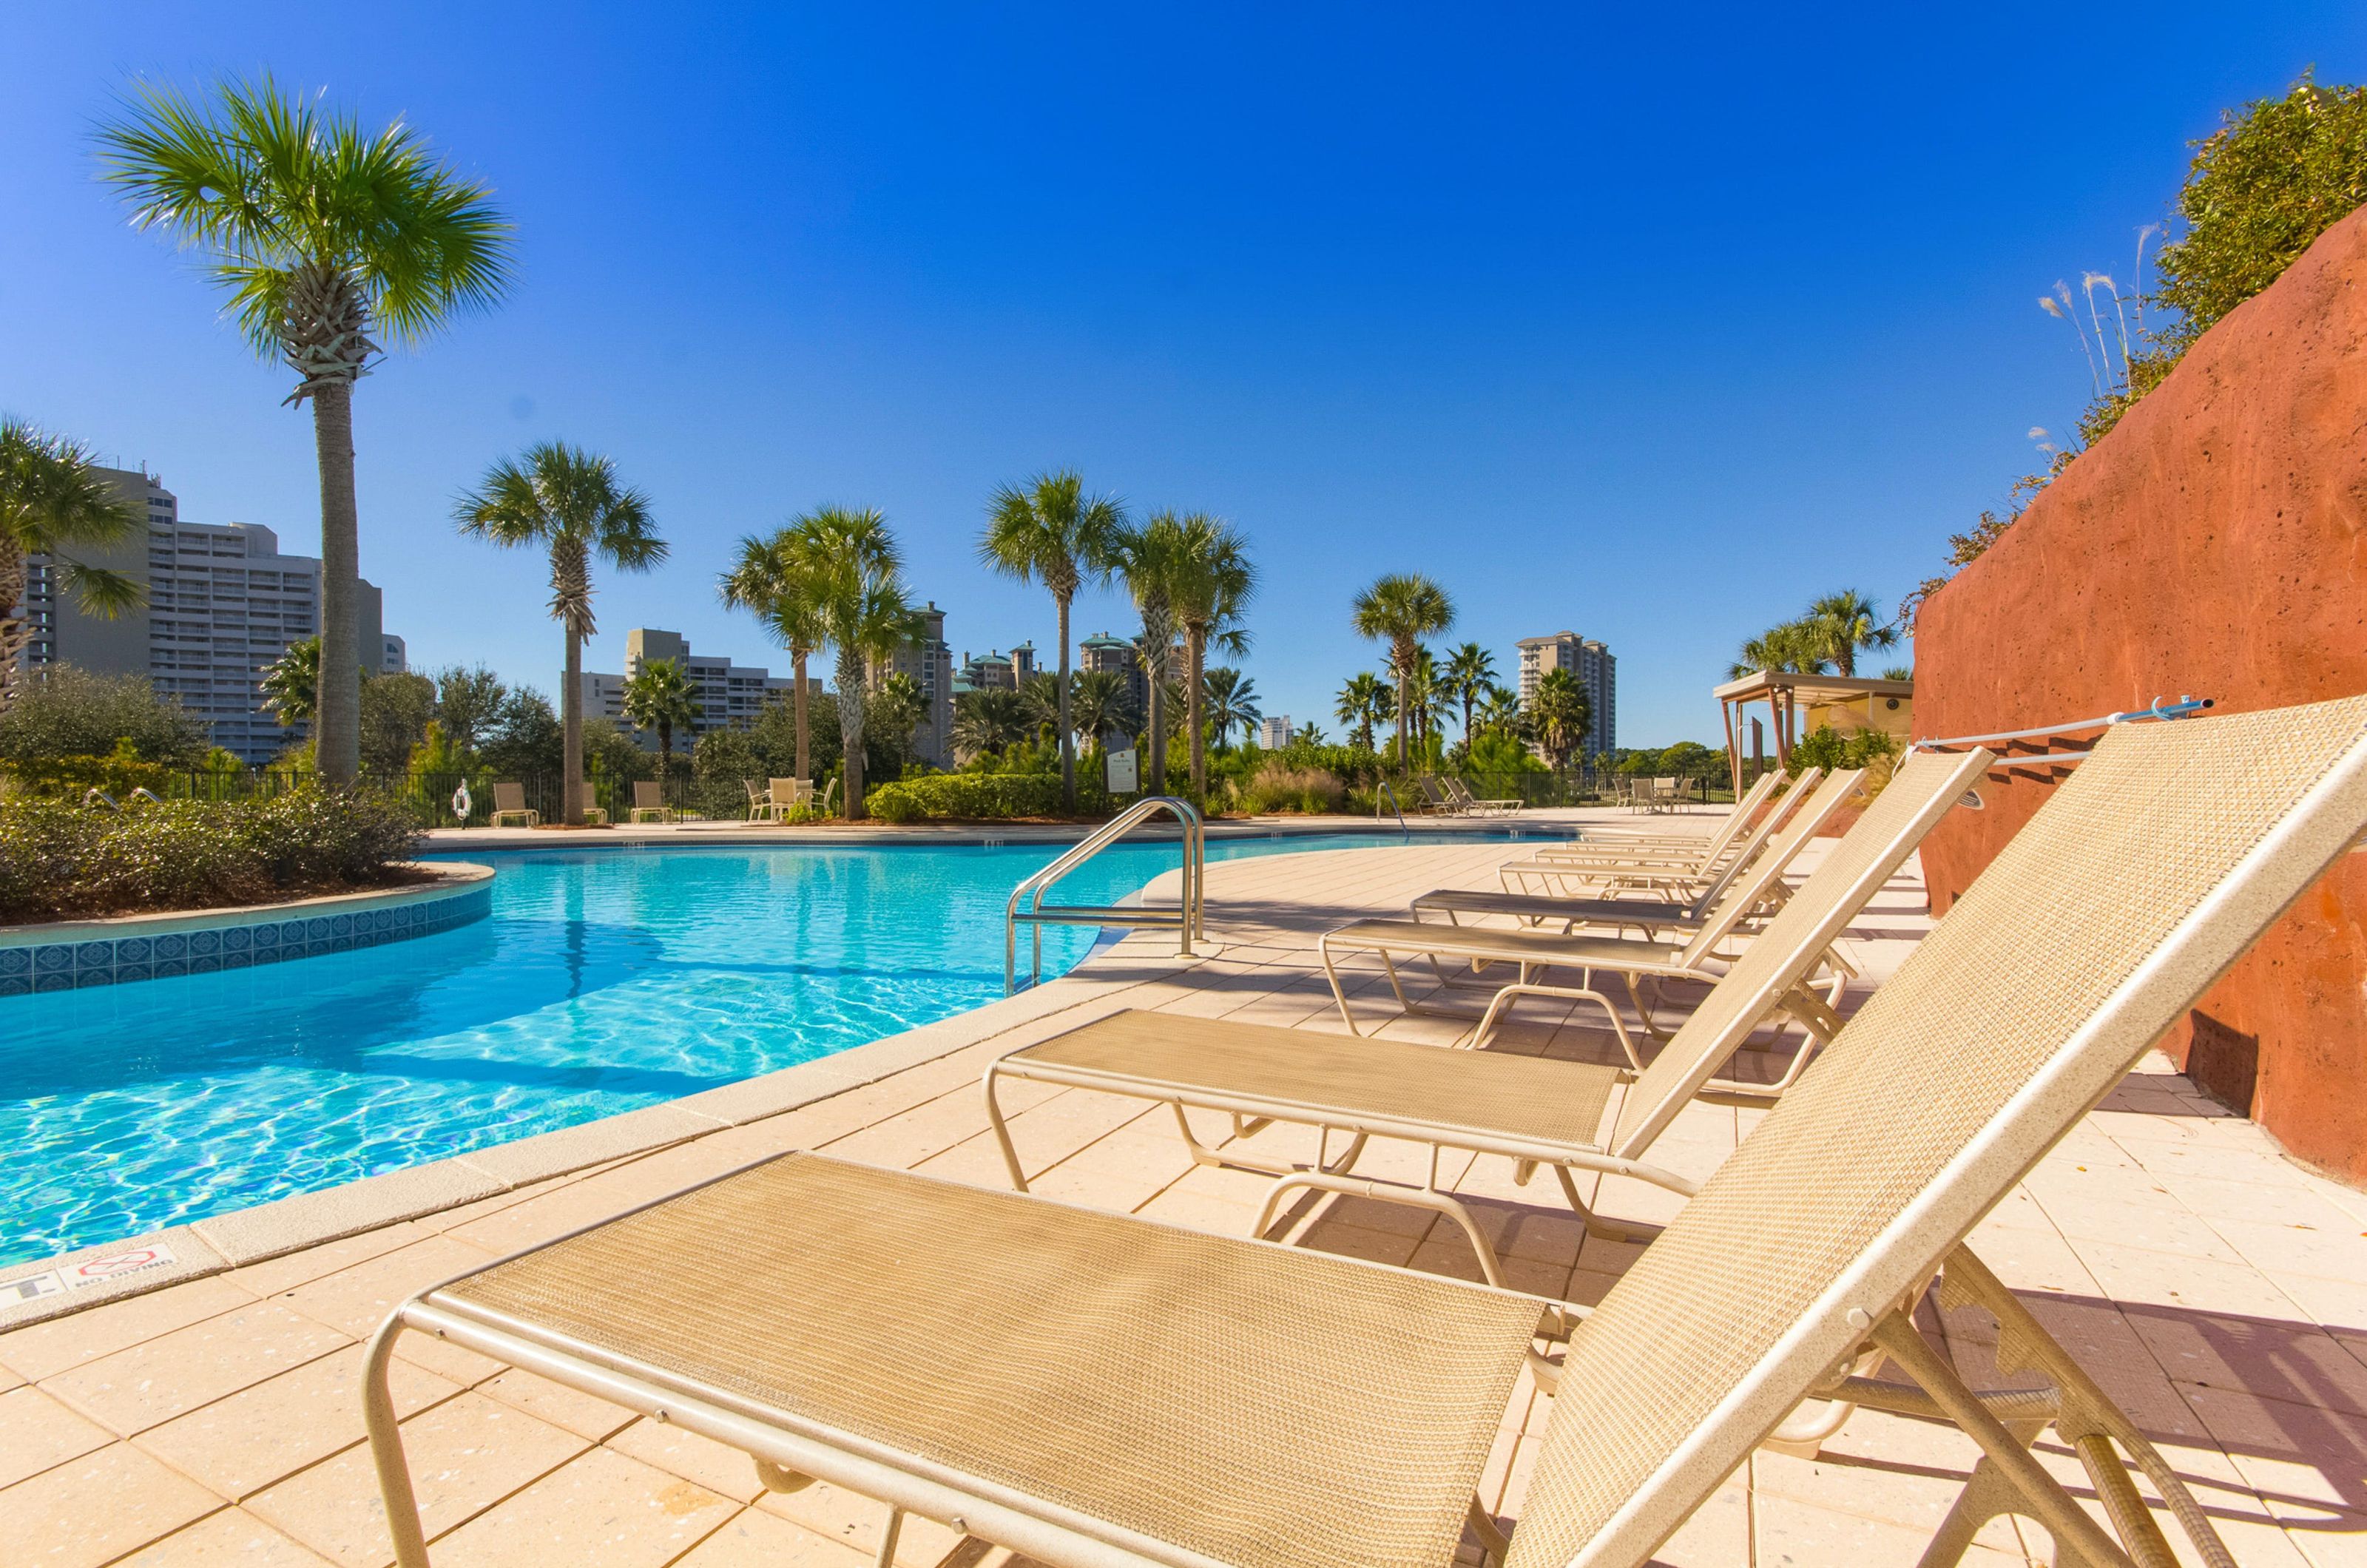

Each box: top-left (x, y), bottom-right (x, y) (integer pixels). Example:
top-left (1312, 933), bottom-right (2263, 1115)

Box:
top-left (880, 603), bottom-right (954, 767)
top-left (16, 466), bottom-right (396, 763)
top-left (1515, 631), bottom-right (1616, 757)
top-left (1258, 714), bottom-right (1296, 749)
top-left (1078, 632), bottom-right (1146, 720)
top-left (579, 629), bottom-right (794, 747)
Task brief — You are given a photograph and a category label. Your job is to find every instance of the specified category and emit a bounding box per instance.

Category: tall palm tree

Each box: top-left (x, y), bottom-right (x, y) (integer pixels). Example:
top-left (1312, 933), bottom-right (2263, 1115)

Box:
top-left (1473, 681), bottom-right (1525, 741)
top-left (0, 420), bottom-right (143, 709)
top-left (621, 656), bottom-right (700, 778)
top-left (1404, 646), bottom-right (1454, 751)
top-left (98, 78), bottom-right (512, 785)
top-left (1530, 668), bottom-right (1593, 771)
top-left (261, 637), bottom-right (322, 729)
top-left (1349, 573), bottom-right (1454, 768)
top-left (720, 530), bottom-right (825, 781)
top-left (871, 672), bottom-right (928, 774)
top-left (1018, 670), bottom-right (1065, 745)
top-left (454, 443), bottom-right (664, 825)
top-left (1166, 514), bottom-right (1257, 800)
top-left (952, 687), bottom-right (1030, 763)
top-left (1109, 514), bottom-right (1189, 793)
top-left (1441, 641), bottom-right (1496, 746)
top-left (1202, 666), bottom-right (1263, 750)
top-left (1805, 589), bottom-right (1899, 678)
top-left (1727, 621), bottom-right (1832, 680)
top-left (1335, 672), bottom-right (1394, 751)
top-left (791, 507), bottom-right (916, 820)
top-left (1068, 668), bottom-right (1134, 751)
top-left (977, 471), bottom-right (1124, 810)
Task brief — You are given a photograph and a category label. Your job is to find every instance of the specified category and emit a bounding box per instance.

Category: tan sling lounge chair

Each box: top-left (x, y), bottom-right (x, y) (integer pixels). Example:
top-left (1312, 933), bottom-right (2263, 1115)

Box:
top-left (629, 779), bottom-right (675, 824)
top-left (487, 781), bottom-right (538, 828)
top-left (1318, 766), bottom-right (1863, 1049)
top-left (1444, 777), bottom-right (1522, 815)
top-left (1505, 767), bottom-right (1815, 899)
top-left (363, 696), bottom-right (2367, 1568)
top-left (983, 748), bottom-right (1990, 1277)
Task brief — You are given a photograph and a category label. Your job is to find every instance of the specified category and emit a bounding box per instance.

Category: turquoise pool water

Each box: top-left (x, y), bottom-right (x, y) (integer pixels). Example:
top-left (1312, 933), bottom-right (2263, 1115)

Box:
top-left (0, 829), bottom-right (1561, 1266)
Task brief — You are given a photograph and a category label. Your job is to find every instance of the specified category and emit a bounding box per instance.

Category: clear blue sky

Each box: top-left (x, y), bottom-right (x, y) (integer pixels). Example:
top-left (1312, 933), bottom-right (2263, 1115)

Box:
top-left (5, 4), bottom-right (2362, 746)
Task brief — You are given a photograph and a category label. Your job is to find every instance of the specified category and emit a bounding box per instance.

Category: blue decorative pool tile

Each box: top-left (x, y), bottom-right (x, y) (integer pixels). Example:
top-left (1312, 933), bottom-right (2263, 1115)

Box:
top-left (76, 969), bottom-right (113, 987)
top-left (222, 925), bottom-right (251, 951)
top-left (34, 970), bottom-right (73, 993)
top-left (0, 948), bottom-right (27, 976)
top-left (153, 933), bottom-right (189, 960)
top-left (112, 936), bottom-right (152, 964)
top-left (0, 975), bottom-right (27, 997)
top-left (189, 928), bottom-right (222, 956)
top-left (155, 959), bottom-right (189, 978)
top-left (35, 946), bottom-right (73, 973)
top-left (191, 955), bottom-right (222, 974)
top-left (223, 950), bottom-right (253, 969)
top-left (115, 962), bottom-right (153, 985)
top-left (74, 942), bottom-right (114, 970)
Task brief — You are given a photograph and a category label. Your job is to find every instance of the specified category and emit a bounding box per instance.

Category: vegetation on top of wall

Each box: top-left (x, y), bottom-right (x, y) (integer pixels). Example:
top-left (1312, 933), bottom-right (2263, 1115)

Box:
top-left (0, 785), bottom-right (425, 922)
top-left (1909, 73), bottom-right (2367, 626)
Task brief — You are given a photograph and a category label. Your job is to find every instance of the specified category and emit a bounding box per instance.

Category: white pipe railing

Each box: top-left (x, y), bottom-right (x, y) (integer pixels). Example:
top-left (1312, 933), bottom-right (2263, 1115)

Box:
top-left (1005, 797), bottom-right (1205, 994)
top-left (1915, 695), bottom-right (2212, 752)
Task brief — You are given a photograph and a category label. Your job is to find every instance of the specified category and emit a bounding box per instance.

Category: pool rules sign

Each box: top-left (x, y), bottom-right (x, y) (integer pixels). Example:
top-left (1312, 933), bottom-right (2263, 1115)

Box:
top-left (1107, 748), bottom-right (1139, 795)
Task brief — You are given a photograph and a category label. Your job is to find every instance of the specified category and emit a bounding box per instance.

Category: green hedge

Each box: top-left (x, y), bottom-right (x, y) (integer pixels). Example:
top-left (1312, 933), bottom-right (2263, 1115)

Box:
top-left (0, 785), bottom-right (425, 922)
top-left (865, 773), bottom-right (1067, 823)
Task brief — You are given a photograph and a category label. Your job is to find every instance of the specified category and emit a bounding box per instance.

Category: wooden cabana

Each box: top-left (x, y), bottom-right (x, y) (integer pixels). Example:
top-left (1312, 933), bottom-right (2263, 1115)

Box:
top-left (1714, 669), bottom-right (1915, 797)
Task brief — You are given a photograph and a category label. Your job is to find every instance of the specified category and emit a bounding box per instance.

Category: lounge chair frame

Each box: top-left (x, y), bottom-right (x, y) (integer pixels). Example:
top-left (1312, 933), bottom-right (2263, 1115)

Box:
top-left (487, 781), bottom-right (538, 828)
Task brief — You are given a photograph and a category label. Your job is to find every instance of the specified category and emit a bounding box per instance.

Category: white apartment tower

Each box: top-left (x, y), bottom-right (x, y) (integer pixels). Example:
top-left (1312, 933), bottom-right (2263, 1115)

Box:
top-left (17, 467), bottom-right (396, 764)
top-left (1515, 631), bottom-right (1616, 757)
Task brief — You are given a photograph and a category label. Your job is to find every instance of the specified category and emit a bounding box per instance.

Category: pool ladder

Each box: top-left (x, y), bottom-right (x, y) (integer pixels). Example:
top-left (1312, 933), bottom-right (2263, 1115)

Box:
top-left (1005, 795), bottom-right (1206, 994)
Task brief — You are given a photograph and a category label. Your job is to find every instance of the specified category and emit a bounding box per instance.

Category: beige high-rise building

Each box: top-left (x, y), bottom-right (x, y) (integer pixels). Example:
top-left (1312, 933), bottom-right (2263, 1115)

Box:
top-left (881, 604), bottom-right (953, 766)
top-left (1515, 630), bottom-right (1616, 757)
top-left (16, 465), bottom-right (396, 763)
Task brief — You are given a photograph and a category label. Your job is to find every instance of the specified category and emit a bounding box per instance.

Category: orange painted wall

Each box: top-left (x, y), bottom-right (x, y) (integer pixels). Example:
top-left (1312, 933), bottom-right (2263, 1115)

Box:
top-left (1914, 207), bottom-right (2367, 1182)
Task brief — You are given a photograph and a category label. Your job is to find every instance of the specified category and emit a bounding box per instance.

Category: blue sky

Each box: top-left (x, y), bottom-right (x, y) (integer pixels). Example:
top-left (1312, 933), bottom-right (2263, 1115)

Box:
top-left (5, 4), bottom-right (2363, 746)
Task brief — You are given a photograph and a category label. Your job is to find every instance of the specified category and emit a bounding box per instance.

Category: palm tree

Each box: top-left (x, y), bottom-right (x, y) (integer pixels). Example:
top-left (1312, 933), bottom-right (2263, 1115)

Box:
top-left (952, 688), bottom-right (1031, 762)
top-left (871, 672), bottom-right (928, 774)
top-left (1335, 672), bottom-right (1394, 751)
top-left (1805, 589), bottom-right (1899, 677)
top-left (1530, 668), bottom-right (1593, 771)
top-left (791, 507), bottom-right (916, 820)
top-left (1067, 669), bottom-right (1135, 750)
top-left (1473, 681), bottom-right (1526, 741)
top-left (261, 637), bottom-right (322, 729)
top-left (977, 472), bottom-right (1124, 810)
top-left (1109, 514), bottom-right (1189, 793)
top-left (1349, 573), bottom-right (1454, 768)
top-left (1166, 514), bottom-right (1257, 800)
top-left (1727, 621), bottom-right (1832, 680)
top-left (1404, 646), bottom-right (1454, 751)
top-left (1202, 666), bottom-right (1263, 750)
top-left (99, 79), bottom-right (511, 784)
top-left (1441, 642), bottom-right (1496, 746)
top-left (720, 530), bottom-right (825, 781)
top-left (454, 443), bottom-right (664, 825)
top-left (1018, 670), bottom-right (1065, 744)
top-left (0, 421), bottom-right (143, 710)
top-left (621, 656), bottom-right (700, 777)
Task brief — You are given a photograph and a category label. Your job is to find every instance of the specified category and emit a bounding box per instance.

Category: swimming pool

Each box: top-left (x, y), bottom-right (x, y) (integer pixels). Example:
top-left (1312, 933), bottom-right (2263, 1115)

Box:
top-left (0, 829), bottom-right (1559, 1266)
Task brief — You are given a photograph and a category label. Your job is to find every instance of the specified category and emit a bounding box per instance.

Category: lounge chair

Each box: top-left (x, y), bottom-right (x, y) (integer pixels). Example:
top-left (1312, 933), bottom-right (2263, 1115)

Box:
top-left (1507, 768), bottom-right (1806, 896)
top-left (486, 782), bottom-right (538, 828)
top-left (1445, 778), bottom-right (1523, 815)
top-left (1412, 776), bottom-right (1464, 815)
top-left (365, 696), bottom-right (2367, 1568)
top-left (575, 783), bottom-right (609, 825)
top-left (1316, 767), bottom-right (1863, 1048)
top-left (983, 748), bottom-right (1992, 1274)
top-left (628, 779), bottom-right (675, 824)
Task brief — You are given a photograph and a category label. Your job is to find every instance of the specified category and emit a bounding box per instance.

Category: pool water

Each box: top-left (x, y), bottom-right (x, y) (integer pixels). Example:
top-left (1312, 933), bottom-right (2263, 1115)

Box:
top-left (0, 830), bottom-right (1559, 1265)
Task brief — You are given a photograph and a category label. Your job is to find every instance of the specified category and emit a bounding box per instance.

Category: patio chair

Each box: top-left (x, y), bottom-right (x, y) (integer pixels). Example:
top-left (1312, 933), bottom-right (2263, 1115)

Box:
top-left (364, 696), bottom-right (2367, 1568)
top-left (1496, 766), bottom-right (1825, 903)
top-left (983, 748), bottom-right (1993, 1274)
top-left (487, 782), bottom-right (538, 828)
top-left (1319, 768), bottom-right (1862, 1047)
top-left (1445, 778), bottom-right (1523, 815)
top-left (628, 779), bottom-right (675, 824)
top-left (1412, 776), bottom-right (1464, 815)
top-left (744, 779), bottom-right (771, 821)
top-left (771, 777), bottom-right (814, 820)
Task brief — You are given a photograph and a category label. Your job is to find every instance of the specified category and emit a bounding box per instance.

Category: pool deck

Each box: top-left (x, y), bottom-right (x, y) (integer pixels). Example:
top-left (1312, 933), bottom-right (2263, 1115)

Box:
top-left (6, 825), bottom-right (2366, 1566)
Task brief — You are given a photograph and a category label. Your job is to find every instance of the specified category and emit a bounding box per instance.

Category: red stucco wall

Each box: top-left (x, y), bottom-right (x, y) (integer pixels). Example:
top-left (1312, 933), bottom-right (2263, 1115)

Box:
top-left (1914, 206), bottom-right (2367, 1183)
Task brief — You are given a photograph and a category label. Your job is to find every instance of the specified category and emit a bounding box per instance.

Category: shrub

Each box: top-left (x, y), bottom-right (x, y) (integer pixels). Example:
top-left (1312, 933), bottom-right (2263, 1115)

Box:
top-left (1235, 760), bottom-right (1345, 814)
top-left (1, 740), bottom-right (177, 799)
top-left (0, 664), bottom-right (207, 765)
top-left (0, 784), bottom-right (424, 922)
top-left (865, 772), bottom-right (1066, 823)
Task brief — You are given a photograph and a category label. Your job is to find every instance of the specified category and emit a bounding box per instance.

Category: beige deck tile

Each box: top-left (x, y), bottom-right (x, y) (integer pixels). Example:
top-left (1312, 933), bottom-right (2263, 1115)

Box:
top-left (247, 1391), bottom-right (587, 1565)
top-left (1642, 1476), bottom-right (1749, 1567)
top-left (275, 1235), bottom-right (501, 1340)
top-left (2037, 1192), bottom-right (2253, 1265)
top-left (476, 1368), bottom-right (637, 1442)
top-left (45, 1301), bottom-right (351, 1437)
top-left (754, 1476), bottom-right (964, 1565)
top-left (0, 1384), bottom-right (115, 1489)
top-left (134, 1345), bottom-right (460, 1501)
top-left (1752, 1487), bottom-right (2033, 1566)
top-left (666, 1505), bottom-right (872, 1568)
top-left (0, 1276), bottom-right (256, 1383)
top-left (227, 1223), bottom-right (436, 1300)
top-left (2286, 1513), bottom-right (2367, 1568)
top-left (0, 1440), bottom-right (226, 1568)
top-left (112, 1505), bottom-right (338, 1565)
top-left (604, 1417), bottom-right (770, 1502)
top-left (386, 1332), bottom-right (507, 1389)
top-left (2178, 1383), bottom-right (2367, 1517)
top-left (2076, 1238), bottom-right (2309, 1322)
top-left (425, 1446), bottom-right (737, 1568)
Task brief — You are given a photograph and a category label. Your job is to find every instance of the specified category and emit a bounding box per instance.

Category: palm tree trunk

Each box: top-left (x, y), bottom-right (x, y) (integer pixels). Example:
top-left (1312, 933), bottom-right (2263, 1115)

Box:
top-left (0, 534), bottom-right (25, 712)
top-left (561, 622), bottom-right (584, 826)
top-left (1055, 595), bottom-right (1075, 812)
top-left (309, 379), bottom-right (362, 785)
top-left (835, 645), bottom-right (865, 820)
top-left (1186, 626), bottom-right (1208, 802)
top-left (1394, 645), bottom-right (1411, 771)
top-left (791, 649), bottom-right (811, 781)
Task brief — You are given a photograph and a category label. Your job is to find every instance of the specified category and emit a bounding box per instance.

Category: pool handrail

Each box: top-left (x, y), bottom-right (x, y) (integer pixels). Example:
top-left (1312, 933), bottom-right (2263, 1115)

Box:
top-left (1004, 796), bottom-right (1205, 994)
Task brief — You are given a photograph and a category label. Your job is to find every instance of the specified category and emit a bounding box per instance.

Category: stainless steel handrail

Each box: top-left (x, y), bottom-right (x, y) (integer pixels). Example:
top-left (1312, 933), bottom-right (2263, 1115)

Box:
top-left (1005, 796), bottom-right (1205, 993)
top-left (1914, 695), bottom-right (2212, 751)
top-left (1374, 780), bottom-right (1408, 837)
